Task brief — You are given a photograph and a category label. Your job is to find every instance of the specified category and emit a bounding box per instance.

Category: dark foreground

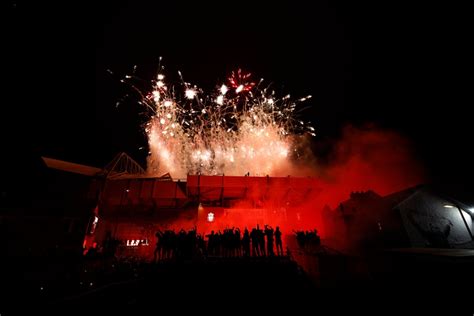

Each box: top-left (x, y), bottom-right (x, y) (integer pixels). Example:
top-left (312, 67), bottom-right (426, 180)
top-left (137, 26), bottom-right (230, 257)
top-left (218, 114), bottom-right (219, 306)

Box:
top-left (2, 250), bottom-right (474, 314)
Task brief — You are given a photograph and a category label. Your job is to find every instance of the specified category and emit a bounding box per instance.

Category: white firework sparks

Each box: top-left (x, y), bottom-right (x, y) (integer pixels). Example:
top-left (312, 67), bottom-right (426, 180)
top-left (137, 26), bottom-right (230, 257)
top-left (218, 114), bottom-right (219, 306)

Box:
top-left (122, 60), bottom-right (315, 178)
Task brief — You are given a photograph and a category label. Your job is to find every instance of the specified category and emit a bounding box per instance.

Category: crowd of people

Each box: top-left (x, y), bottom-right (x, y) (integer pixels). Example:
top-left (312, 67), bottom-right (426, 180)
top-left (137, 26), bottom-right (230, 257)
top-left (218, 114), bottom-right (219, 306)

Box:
top-left (294, 229), bottom-right (321, 251)
top-left (85, 226), bottom-right (322, 262)
top-left (153, 225), bottom-right (285, 261)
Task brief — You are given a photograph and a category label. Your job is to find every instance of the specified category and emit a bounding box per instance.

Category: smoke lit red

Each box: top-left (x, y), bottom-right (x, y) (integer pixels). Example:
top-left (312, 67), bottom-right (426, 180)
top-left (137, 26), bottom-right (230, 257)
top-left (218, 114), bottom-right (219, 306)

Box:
top-left (97, 63), bottom-right (425, 258)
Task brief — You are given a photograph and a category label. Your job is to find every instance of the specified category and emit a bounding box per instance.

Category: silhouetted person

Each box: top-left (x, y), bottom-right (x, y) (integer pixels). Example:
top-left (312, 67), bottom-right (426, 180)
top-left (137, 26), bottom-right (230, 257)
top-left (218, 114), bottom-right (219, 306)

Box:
top-left (154, 229), bottom-right (163, 262)
top-left (242, 228), bottom-right (251, 257)
top-left (206, 230), bottom-right (216, 256)
top-left (275, 226), bottom-right (283, 256)
top-left (234, 228), bottom-right (241, 256)
top-left (250, 228), bottom-right (260, 256)
top-left (294, 230), bottom-right (306, 249)
top-left (264, 225), bottom-right (274, 256)
top-left (256, 224), bottom-right (265, 256)
top-left (197, 233), bottom-right (206, 256)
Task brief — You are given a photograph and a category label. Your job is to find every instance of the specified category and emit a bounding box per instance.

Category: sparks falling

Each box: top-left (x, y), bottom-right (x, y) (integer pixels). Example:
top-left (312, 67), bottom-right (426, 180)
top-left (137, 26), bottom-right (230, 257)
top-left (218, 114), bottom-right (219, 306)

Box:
top-left (123, 59), bottom-right (315, 179)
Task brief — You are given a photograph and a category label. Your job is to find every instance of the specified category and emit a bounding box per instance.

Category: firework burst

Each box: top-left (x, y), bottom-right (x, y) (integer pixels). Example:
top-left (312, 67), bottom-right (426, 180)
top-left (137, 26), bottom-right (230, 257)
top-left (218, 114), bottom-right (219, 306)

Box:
top-left (121, 58), bottom-right (315, 178)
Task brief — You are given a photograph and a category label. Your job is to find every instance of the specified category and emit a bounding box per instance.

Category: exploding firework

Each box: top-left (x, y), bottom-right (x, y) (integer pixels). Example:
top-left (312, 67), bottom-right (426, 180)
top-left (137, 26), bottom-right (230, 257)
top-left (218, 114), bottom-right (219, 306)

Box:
top-left (120, 58), bottom-right (315, 178)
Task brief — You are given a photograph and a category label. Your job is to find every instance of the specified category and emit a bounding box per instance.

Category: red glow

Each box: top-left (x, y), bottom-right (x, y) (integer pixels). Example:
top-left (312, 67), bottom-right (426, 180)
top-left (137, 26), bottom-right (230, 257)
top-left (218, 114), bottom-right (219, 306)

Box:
top-left (93, 125), bottom-right (424, 257)
top-left (189, 126), bottom-right (423, 237)
top-left (316, 125), bottom-right (425, 209)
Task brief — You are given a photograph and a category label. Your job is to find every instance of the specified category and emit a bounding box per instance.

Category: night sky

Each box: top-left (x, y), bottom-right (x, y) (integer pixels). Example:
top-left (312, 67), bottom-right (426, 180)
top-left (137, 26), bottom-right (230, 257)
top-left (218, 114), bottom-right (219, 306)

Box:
top-left (3, 2), bottom-right (473, 199)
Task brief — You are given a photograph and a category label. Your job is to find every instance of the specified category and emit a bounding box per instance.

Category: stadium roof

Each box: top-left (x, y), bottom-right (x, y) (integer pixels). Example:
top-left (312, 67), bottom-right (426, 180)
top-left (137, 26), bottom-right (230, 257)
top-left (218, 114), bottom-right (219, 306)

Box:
top-left (42, 157), bottom-right (102, 176)
top-left (42, 152), bottom-right (149, 179)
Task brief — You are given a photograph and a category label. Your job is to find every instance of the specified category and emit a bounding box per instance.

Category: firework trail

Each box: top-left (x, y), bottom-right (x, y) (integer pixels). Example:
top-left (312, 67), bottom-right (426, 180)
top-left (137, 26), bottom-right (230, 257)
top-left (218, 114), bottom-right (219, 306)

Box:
top-left (120, 58), bottom-right (315, 178)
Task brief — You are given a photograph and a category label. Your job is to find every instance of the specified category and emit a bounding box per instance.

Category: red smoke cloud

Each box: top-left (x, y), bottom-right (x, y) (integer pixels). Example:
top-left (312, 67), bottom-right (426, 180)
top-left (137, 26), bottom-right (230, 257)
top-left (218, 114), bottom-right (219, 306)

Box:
top-left (189, 125), bottom-right (425, 236)
top-left (316, 124), bottom-right (425, 208)
top-left (152, 125), bottom-right (425, 235)
top-left (99, 125), bottom-right (425, 254)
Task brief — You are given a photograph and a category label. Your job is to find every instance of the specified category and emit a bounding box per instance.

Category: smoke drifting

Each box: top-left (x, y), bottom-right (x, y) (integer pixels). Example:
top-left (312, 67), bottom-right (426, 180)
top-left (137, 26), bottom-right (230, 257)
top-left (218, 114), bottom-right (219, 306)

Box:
top-left (103, 125), bottom-right (426, 257)
top-left (315, 124), bottom-right (425, 208)
top-left (147, 125), bottom-right (425, 236)
top-left (120, 63), bottom-right (426, 239)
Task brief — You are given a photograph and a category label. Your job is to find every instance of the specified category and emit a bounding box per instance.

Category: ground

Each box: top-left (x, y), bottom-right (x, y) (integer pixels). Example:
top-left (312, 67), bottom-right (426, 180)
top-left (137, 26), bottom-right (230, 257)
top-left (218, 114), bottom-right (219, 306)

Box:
top-left (2, 250), bottom-right (474, 314)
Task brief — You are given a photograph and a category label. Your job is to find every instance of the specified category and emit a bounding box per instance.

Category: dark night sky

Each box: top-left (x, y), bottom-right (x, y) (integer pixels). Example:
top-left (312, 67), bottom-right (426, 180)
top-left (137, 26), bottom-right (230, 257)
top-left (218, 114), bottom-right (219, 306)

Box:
top-left (3, 1), bottom-right (473, 197)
